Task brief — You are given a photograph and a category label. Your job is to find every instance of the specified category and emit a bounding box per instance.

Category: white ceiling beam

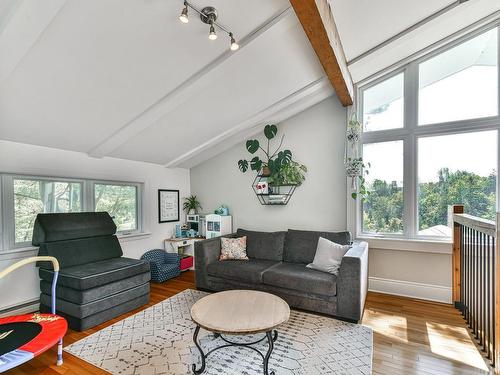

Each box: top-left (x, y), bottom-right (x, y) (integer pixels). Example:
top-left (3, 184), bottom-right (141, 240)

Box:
top-left (0, 0), bottom-right (66, 84)
top-left (166, 77), bottom-right (334, 168)
top-left (87, 6), bottom-right (293, 159)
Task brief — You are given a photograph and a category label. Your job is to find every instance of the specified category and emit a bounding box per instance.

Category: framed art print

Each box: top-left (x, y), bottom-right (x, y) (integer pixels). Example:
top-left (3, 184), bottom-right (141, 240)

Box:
top-left (158, 189), bottom-right (179, 223)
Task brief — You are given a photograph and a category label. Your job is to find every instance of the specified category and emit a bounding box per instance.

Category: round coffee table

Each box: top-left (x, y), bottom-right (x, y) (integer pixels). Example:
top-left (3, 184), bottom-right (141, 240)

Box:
top-left (190, 290), bottom-right (290, 375)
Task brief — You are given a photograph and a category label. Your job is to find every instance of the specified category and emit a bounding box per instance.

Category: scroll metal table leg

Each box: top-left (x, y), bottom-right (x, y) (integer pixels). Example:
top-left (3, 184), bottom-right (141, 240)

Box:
top-left (192, 325), bottom-right (206, 374)
top-left (263, 330), bottom-right (277, 375)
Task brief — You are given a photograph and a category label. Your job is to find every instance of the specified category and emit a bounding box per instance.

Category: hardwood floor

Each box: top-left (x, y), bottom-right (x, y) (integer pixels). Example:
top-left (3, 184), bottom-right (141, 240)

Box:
top-left (5, 271), bottom-right (492, 374)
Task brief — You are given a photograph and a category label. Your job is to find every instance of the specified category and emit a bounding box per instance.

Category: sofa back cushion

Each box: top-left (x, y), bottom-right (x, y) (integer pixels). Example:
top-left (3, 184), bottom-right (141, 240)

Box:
top-left (38, 235), bottom-right (123, 269)
top-left (236, 229), bottom-right (286, 261)
top-left (284, 229), bottom-right (351, 264)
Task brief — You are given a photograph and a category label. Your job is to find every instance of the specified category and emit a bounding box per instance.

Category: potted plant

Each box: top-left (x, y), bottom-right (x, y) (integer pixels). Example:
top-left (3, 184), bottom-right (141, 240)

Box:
top-left (267, 161), bottom-right (307, 187)
top-left (237, 124), bottom-right (292, 177)
top-left (182, 195), bottom-right (202, 214)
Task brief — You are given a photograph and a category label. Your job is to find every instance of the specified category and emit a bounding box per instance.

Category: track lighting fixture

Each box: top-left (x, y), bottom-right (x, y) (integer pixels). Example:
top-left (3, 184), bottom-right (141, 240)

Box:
top-left (178, 2), bottom-right (189, 23)
top-left (178, 1), bottom-right (238, 51)
top-left (230, 33), bottom-right (239, 51)
top-left (208, 24), bottom-right (217, 40)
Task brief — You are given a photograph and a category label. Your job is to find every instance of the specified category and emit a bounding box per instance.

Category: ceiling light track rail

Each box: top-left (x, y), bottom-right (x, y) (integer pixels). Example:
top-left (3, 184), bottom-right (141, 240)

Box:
top-left (179, 1), bottom-right (239, 50)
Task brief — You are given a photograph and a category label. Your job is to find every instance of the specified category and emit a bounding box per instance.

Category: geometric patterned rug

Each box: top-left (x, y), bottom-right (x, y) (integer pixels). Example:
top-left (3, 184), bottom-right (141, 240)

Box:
top-left (65, 289), bottom-right (372, 374)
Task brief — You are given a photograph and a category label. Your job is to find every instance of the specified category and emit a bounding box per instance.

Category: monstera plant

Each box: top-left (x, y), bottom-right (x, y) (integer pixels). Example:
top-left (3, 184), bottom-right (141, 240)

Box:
top-left (238, 124), bottom-right (293, 177)
top-left (238, 124), bottom-right (307, 189)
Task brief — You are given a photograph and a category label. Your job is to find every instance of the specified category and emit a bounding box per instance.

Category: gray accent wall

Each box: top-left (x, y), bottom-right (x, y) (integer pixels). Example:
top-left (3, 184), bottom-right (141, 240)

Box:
top-left (190, 96), bottom-right (348, 232)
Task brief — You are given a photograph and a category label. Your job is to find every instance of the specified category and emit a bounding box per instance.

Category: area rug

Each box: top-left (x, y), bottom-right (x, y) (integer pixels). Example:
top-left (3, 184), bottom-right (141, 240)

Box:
top-left (65, 289), bottom-right (372, 374)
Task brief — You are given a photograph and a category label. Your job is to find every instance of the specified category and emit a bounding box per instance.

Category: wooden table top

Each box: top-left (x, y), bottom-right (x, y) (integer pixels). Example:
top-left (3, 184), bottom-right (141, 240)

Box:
top-left (190, 290), bottom-right (290, 334)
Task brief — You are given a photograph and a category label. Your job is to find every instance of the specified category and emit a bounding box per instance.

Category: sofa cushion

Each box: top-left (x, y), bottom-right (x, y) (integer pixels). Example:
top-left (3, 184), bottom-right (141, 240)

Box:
top-left (284, 229), bottom-right (351, 264)
top-left (32, 212), bottom-right (116, 246)
top-left (236, 229), bottom-right (286, 261)
top-left (39, 257), bottom-right (150, 290)
top-left (207, 259), bottom-right (279, 284)
top-left (262, 262), bottom-right (337, 296)
top-left (40, 272), bottom-right (151, 304)
top-left (40, 283), bottom-right (149, 318)
top-left (38, 235), bottom-right (123, 269)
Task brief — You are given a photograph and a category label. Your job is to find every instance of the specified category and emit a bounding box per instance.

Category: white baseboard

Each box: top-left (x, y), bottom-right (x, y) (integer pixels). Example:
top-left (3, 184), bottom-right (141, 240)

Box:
top-left (0, 300), bottom-right (39, 318)
top-left (369, 276), bottom-right (452, 304)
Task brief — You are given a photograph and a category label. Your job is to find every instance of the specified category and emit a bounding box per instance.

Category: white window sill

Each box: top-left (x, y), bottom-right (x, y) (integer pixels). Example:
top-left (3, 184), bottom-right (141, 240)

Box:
top-left (1, 232), bottom-right (153, 259)
top-left (117, 232), bottom-right (152, 242)
top-left (357, 236), bottom-right (452, 254)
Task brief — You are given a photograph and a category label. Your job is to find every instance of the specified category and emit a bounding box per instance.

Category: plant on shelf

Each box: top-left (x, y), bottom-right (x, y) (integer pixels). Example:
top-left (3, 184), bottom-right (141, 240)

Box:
top-left (182, 195), bottom-right (202, 214)
top-left (237, 124), bottom-right (294, 177)
top-left (267, 161), bottom-right (307, 187)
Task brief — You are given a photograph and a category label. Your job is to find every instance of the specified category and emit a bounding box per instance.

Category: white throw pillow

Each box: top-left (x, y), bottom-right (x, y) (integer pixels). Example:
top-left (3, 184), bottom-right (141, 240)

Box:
top-left (306, 237), bottom-right (350, 275)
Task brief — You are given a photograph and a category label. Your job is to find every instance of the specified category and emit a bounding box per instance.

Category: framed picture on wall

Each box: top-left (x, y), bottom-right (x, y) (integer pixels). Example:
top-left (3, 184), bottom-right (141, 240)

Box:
top-left (158, 189), bottom-right (179, 223)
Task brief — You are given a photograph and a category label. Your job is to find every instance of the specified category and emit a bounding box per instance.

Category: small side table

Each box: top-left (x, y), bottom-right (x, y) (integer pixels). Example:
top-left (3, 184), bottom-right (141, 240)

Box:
top-left (190, 290), bottom-right (290, 375)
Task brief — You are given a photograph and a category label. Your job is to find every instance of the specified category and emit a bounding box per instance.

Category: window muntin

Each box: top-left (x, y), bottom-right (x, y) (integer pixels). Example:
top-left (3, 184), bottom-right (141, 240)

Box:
top-left (418, 28), bottom-right (498, 125)
top-left (362, 72), bottom-right (404, 132)
top-left (94, 183), bottom-right (138, 232)
top-left (14, 178), bottom-right (82, 244)
top-left (362, 141), bottom-right (404, 234)
top-left (418, 131), bottom-right (497, 237)
top-left (358, 25), bottom-right (500, 240)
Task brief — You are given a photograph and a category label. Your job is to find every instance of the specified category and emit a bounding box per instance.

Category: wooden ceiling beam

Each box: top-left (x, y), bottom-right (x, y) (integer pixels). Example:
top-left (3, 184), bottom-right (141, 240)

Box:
top-left (290, 0), bottom-right (353, 106)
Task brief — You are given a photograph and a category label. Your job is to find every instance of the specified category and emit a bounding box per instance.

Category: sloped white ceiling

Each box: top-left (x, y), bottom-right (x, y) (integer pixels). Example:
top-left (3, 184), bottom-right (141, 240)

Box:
top-left (329, 0), bottom-right (500, 82)
top-left (0, 0), bottom-right (333, 167)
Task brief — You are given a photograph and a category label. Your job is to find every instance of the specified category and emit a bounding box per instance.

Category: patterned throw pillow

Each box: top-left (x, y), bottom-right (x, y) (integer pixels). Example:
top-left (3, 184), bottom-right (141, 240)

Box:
top-left (219, 236), bottom-right (249, 261)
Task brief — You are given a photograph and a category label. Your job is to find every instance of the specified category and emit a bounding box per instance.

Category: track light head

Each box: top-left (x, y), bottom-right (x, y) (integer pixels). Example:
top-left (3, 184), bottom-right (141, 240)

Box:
top-left (179, 4), bottom-right (189, 23)
top-left (208, 24), bottom-right (217, 40)
top-left (230, 33), bottom-right (239, 51)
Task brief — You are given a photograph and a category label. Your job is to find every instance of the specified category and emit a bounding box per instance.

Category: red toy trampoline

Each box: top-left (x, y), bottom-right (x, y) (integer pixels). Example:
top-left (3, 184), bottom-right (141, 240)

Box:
top-left (0, 257), bottom-right (67, 373)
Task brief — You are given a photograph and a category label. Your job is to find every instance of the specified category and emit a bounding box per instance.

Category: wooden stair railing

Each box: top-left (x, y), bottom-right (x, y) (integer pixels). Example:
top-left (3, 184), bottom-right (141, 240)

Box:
top-left (451, 204), bottom-right (500, 371)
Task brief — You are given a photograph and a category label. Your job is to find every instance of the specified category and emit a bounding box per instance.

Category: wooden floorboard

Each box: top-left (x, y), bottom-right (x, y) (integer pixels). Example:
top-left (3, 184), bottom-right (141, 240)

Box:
top-left (4, 271), bottom-right (492, 374)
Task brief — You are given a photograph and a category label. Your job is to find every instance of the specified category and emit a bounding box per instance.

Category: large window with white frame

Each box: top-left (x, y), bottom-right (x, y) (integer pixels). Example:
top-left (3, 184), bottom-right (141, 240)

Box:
top-left (358, 25), bottom-right (499, 240)
top-left (1, 175), bottom-right (144, 250)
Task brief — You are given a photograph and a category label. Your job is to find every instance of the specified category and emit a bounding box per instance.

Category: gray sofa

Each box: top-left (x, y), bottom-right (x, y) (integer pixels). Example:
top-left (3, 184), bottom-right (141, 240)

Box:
top-left (33, 212), bottom-right (151, 331)
top-left (195, 229), bottom-right (369, 322)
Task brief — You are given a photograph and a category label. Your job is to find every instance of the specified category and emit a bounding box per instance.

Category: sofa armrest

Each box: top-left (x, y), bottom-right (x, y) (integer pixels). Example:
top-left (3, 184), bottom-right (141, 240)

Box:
top-left (336, 241), bottom-right (369, 322)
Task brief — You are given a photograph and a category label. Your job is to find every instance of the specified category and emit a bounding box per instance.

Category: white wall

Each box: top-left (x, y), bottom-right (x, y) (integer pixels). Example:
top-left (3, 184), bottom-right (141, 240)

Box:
top-left (191, 96), bottom-right (347, 232)
top-left (0, 140), bottom-right (190, 312)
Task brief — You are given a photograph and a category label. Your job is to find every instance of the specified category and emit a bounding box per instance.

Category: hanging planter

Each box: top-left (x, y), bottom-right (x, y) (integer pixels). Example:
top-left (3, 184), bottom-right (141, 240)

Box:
top-left (345, 114), bottom-right (370, 200)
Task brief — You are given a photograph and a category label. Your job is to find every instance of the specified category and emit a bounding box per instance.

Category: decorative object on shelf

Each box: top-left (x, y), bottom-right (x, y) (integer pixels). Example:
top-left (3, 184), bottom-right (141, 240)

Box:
top-left (159, 189), bottom-right (180, 223)
top-left (238, 124), bottom-right (307, 206)
top-left (344, 114), bottom-right (370, 200)
top-left (178, 1), bottom-right (239, 51)
top-left (182, 195), bottom-right (202, 215)
top-left (205, 214), bottom-right (232, 238)
top-left (214, 205), bottom-right (229, 215)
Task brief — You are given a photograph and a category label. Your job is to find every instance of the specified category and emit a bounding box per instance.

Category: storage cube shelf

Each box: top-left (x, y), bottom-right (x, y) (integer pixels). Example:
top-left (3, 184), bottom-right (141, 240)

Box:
top-left (252, 174), bottom-right (297, 205)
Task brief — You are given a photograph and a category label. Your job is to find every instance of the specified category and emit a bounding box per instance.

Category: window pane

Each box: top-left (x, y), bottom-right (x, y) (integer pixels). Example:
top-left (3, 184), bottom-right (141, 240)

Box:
top-left (362, 141), bottom-right (404, 234)
top-left (418, 131), bottom-right (497, 237)
top-left (362, 73), bottom-right (404, 132)
top-left (418, 28), bottom-right (498, 125)
top-left (95, 184), bottom-right (138, 232)
top-left (14, 179), bottom-right (82, 243)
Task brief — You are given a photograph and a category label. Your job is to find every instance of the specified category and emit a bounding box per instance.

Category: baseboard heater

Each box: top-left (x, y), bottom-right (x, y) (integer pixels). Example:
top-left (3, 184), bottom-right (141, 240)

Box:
top-left (0, 299), bottom-right (39, 318)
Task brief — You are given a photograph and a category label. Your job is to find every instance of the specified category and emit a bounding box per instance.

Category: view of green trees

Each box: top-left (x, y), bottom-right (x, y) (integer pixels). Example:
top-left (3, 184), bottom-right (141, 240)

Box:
top-left (14, 179), bottom-right (81, 243)
top-left (14, 180), bottom-right (137, 243)
top-left (363, 168), bottom-right (496, 234)
top-left (94, 184), bottom-right (137, 231)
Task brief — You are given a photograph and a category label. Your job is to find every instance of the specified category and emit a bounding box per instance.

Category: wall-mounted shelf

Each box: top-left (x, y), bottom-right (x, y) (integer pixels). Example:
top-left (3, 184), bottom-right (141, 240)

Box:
top-left (252, 174), bottom-right (296, 206)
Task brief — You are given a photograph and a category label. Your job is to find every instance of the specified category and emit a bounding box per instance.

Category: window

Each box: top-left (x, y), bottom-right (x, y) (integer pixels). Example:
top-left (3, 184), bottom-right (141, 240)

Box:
top-left (418, 131), bottom-right (497, 236)
top-left (362, 72), bottom-right (404, 132)
top-left (362, 141), bottom-right (404, 234)
top-left (358, 25), bottom-right (500, 240)
top-left (419, 28), bottom-right (498, 125)
top-left (1, 175), bottom-right (144, 250)
top-left (94, 183), bottom-right (139, 232)
top-left (13, 178), bottom-right (82, 244)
